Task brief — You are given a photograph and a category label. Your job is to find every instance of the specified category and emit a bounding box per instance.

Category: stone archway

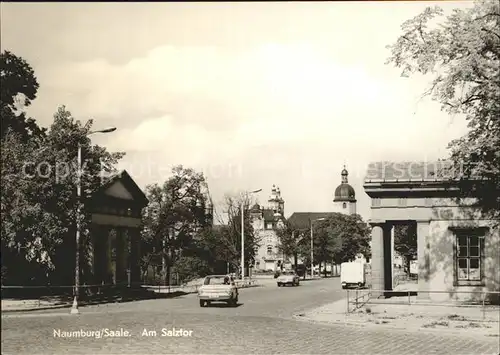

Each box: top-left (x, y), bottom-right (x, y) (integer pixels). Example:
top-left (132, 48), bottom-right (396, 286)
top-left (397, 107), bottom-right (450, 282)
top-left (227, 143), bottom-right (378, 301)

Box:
top-left (364, 161), bottom-right (499, 302)
top-left (86, 170), bottom-right (147, 289)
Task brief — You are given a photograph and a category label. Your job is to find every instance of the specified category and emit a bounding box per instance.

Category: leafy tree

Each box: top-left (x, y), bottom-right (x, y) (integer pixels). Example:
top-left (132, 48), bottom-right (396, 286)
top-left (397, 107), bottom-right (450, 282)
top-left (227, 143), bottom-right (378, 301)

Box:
top-left (386, 0), bottom-right (500, 220)
top-left (306, 214), bottom-right (371, 274)
top-left (393, 224), bottom-right (417, 274)
top-left (45, 107), bottom-right (124, 285)
top-left (170, 255), bottom-right (212, 285)
top-left (141, 166), bottom-right (211, 285)
top-left (276, 221), bottom-right (309, 271)
top-left (1, 106), bottom-right (124, 285)
top-left (206, 193), bottom-right (259, 277)
top-left (1, 50), bottom-right (46, 141)
top-left (1, 131), bottom-right (54, 285)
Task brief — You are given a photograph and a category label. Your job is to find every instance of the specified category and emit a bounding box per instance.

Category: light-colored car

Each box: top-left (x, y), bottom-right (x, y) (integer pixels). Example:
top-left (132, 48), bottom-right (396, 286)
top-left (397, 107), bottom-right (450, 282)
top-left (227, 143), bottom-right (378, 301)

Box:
top-left (277, 271), bottom-right (300, 287)
top-left (198, 275), bottom-right (239, 307)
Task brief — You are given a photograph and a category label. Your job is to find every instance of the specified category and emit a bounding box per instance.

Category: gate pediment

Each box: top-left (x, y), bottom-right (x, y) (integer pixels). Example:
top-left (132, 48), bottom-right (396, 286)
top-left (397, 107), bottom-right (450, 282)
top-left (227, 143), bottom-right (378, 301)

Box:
top-left (90, 170), bottom-right (148, 226)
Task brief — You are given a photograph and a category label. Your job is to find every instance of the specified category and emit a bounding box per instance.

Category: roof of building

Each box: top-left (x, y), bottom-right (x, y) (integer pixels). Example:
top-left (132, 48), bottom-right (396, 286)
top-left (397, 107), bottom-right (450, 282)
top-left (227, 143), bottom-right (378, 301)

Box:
top-left (364, 160), bottom-right (456, 182)
top-left (287, 212), bottom-right (336, 229)
top-left (262, 209), bottom-right (275, 222)
top-left (250, 207), bottom-right (285, 223)
top-left (334, 184), bottom-right (356, 202)
top-left (251, 203), bottom-right (261, 212)
top-left (333, 166), bottom-right (356, 202)
top-left (94, 169), bottom-right (148, 206)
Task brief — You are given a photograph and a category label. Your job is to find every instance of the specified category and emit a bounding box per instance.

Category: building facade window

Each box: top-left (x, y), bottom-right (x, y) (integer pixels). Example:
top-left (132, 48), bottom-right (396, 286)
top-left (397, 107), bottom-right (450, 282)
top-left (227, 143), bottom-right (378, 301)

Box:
top-left (342, 202), bottom-right (347, 209)
top-left (455, 231), bottom-right (485, 286)
top-left (267, 245), bottom-right (273, 256)
top-left (266, 223), bottom-right (273, 230)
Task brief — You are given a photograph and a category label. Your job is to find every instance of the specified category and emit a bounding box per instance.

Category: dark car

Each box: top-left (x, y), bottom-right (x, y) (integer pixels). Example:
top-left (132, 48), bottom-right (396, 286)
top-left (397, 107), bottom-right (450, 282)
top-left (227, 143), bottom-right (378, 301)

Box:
top-left (294, 264), bottom-right (306, 278)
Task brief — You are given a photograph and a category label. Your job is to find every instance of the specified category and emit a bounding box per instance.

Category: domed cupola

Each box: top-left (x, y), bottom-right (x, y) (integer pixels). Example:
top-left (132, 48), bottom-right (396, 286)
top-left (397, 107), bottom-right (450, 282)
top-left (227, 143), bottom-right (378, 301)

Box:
top-left (334, 166), bottom-right (356, 202)
top-left (251, 203), bottom-right (261, 212)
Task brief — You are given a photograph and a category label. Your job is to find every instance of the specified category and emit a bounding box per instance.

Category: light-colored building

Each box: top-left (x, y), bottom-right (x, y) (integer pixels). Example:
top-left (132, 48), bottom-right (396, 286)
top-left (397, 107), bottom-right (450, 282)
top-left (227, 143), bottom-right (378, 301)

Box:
top-left (364, 161), bottom-right (499, 303)
top-left (251, 185), bottom-right (286, 271)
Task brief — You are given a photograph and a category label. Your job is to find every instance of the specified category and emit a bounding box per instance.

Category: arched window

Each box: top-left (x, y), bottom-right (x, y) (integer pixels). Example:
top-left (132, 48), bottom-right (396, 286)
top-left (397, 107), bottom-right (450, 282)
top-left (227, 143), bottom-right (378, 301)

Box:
top-left (342, 202), bottom-right (347, 209)
top-left (267, 245), bottom-right (273, 255)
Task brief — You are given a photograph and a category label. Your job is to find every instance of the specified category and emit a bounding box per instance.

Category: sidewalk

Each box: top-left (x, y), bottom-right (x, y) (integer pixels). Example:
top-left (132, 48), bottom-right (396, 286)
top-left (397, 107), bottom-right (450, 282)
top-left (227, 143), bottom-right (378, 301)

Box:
top-left (393, 280), bottom-right (418, 292)
top-left (2, 298), bottom-right (71, 312)
top-left (295, 297), bottom-right (500, 338)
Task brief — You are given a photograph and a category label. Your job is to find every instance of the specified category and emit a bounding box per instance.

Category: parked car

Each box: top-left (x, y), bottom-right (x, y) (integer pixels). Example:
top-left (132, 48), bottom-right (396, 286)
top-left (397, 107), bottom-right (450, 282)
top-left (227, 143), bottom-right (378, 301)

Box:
top-left (277, 271), bottom-right (300, 287)
top-left (294, 264), bottom-right (306, 279)
top-left (198, 275), bottom-right (238, 307)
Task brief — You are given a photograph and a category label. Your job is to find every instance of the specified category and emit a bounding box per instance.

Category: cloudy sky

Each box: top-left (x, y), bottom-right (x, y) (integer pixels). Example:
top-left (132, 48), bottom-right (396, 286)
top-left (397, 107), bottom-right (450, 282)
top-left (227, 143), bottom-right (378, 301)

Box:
top-left (1, 2), bottom-right (472, 221)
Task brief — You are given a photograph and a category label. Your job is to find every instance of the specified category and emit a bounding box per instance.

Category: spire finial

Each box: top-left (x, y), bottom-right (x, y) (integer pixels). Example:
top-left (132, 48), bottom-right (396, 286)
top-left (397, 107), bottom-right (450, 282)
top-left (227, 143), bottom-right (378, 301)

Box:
top-left (341, 163), bottom-right (348, 183)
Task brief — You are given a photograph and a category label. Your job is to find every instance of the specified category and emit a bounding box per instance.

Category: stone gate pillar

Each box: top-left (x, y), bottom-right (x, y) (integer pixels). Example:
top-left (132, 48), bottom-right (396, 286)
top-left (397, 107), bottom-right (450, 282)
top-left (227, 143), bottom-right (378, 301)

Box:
top-left (115, 228), bottom-right (128, 286)
top-left (417, 220), bottom-right (431, 299)
top-left (383, 224), bottom-right (393, 292)
top-left (129, 227), bottom-right (141, 287)
top-left (370, 221), bottom-right (386, 297)
top-left (94, 225), bottom-right (111, 285)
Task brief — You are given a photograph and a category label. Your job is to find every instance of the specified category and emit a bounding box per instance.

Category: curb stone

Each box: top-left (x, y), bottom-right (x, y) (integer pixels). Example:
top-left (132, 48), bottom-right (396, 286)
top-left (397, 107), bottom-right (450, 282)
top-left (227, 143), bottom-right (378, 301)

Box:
top-left (2, 304), bottom-right (72, 313)
top-left (292, 313), bottom-right (500, 339)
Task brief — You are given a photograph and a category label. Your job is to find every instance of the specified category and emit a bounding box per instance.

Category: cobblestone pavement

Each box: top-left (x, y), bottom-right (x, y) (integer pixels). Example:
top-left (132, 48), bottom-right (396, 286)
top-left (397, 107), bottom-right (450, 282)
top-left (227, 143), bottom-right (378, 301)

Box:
top-left (2, 278), bottom-right (499, 354)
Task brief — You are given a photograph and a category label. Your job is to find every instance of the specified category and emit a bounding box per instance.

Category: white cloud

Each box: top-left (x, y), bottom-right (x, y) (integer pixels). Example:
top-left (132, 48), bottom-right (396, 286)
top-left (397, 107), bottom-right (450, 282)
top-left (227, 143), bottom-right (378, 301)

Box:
top-left (37, 40), bottom-right (469, 220)
top-left (2, 1), bottom-right (474, 220)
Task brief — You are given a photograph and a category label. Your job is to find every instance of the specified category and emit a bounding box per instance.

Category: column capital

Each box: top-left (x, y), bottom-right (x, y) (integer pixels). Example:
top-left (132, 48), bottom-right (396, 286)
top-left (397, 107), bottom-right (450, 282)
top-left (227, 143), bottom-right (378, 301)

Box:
top-left (368, 219), bottom-right (387, 227)
top-left (415, 219), bottom-right (431, 224)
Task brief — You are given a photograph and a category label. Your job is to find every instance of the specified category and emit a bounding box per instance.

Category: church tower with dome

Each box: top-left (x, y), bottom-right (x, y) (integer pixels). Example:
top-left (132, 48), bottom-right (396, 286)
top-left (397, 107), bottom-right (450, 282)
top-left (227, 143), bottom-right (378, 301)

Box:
top-left (333, 166), bottom-right (357, 215)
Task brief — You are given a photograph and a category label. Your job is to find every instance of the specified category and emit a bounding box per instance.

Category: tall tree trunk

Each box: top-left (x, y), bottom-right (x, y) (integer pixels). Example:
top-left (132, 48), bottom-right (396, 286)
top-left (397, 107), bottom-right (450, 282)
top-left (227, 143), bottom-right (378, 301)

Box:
top-left (293, 253), bottom-right (298, 270)
top-left (323, 261), bottom-right (327, 278)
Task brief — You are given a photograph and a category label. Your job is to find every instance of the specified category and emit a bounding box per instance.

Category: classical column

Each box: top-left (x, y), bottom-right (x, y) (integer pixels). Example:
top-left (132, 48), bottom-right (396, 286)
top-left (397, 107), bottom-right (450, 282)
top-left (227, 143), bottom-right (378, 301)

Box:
top-left (122, 229), bottom-right (130, 286)
top-left (370, 221), bottom-right (386, 297)
top-left (129, 227), bottom-right (141, 287)
top-left (115, 228), bottom-right (126, 286)
top-left (383, 224), bottom-right (393, 291)
top-left (390, 225), bottom-right (395, 286)
top-left (108, 228), bottom-right (117, 285)
top-left (93, 226), bottom-right (110, 286)
top-left (416, 220), bottom-right (431, 299)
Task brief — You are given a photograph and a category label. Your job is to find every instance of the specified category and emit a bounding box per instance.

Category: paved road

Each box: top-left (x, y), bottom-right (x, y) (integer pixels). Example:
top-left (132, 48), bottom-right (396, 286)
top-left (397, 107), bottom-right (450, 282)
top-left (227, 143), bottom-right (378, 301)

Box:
top-left (2, 278), bottom-right (499, 354)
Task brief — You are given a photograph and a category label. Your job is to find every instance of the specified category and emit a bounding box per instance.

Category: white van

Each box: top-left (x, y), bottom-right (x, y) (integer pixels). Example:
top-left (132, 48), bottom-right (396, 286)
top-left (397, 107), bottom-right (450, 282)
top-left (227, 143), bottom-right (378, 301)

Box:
top-left (409, 260), bottom-right (418, 276)
top-left (340, 261), bottom-right (366, 289)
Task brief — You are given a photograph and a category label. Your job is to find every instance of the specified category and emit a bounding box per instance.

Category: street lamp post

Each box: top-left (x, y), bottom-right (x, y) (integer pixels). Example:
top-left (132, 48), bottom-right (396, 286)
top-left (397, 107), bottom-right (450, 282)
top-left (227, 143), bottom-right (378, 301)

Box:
top-left (71, 126), bottom-right (116, 315)
top-left (241, 188), bottom-right (262, 281)
top-left (310, 217), bottom-right (325, 279)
